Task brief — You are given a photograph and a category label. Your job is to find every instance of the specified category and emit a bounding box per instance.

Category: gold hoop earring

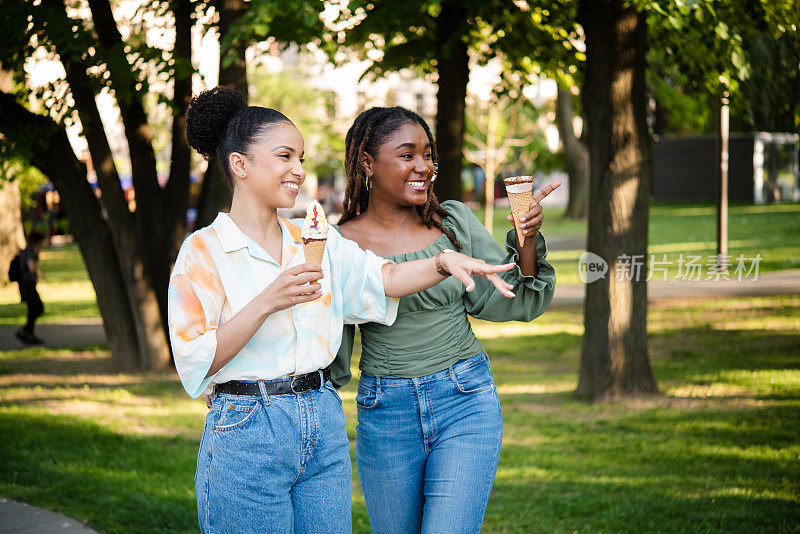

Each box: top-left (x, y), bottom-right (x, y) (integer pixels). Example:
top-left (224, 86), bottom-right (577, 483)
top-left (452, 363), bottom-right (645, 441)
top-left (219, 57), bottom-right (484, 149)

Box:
top-left (365, 173), bottom-right (371, 191)
top-left (431, 163), bottom-right (438, 183)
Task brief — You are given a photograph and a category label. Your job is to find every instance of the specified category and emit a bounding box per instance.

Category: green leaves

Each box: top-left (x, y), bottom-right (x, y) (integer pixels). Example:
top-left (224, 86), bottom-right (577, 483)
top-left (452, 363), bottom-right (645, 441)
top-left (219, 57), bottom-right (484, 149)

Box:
top-left (648, 0), bottom-right (800, 134)
top-left (231, 0), bottom-right (326, 48)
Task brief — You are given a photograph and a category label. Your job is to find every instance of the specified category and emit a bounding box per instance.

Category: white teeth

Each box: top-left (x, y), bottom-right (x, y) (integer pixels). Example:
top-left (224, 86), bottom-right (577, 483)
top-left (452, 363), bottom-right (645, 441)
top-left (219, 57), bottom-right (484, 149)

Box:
top-left (282, 182), bottom-right (299, 191)
top-left (407, 181), bottom-right (425, 188)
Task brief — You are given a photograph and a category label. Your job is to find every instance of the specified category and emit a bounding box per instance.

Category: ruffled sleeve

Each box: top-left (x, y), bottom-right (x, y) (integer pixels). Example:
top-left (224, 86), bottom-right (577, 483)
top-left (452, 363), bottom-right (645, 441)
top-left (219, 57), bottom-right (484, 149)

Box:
top-left (442, 200), bottom-right (556, 322)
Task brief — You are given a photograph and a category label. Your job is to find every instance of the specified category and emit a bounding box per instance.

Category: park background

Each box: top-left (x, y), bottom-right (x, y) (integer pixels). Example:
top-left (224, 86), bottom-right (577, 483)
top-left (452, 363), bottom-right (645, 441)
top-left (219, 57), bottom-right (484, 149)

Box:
top-left (1, 0), bottom-right (799, 532)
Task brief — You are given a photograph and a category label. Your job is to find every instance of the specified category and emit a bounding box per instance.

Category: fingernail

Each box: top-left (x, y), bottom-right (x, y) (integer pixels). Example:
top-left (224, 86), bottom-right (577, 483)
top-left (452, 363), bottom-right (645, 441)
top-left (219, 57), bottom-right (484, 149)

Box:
top-left (508, 291), bottom-right (516, 297)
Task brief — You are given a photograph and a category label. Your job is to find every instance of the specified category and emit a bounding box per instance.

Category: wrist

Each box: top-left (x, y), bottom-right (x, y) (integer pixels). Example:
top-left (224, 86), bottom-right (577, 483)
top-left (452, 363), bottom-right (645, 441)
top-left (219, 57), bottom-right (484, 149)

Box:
top-left (256, 292), bottom-right (276, 319)
top-left (434, 248), bottom-right (455, 276)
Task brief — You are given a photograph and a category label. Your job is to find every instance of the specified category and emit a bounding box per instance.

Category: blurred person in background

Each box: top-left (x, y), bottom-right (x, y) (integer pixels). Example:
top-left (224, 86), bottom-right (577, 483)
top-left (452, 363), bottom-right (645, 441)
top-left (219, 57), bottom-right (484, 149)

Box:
top-left (14, 230), bottom-right (47, 345)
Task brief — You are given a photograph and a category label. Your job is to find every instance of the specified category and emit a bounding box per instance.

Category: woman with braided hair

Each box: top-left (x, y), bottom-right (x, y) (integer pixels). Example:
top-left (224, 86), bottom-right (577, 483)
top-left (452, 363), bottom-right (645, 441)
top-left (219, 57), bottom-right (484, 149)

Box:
top-left (171, 87), bottom-right (516, 534)
top-left (334, 106), bottom-right (560, 533)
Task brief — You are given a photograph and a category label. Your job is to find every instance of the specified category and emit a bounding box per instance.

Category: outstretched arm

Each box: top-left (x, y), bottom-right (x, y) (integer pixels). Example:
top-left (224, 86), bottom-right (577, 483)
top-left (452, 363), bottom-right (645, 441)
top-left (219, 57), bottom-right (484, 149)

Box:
top-left (381, 252), bottom-right (515, 298)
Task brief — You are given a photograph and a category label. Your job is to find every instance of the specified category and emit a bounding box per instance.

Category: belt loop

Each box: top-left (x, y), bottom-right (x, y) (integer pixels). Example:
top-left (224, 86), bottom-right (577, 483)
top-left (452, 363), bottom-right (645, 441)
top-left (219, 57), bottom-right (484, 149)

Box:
top-left (257, 381), bottom-right (270, 405)
top-left (376, 375), bottom-right (381, 396)
top-left (318, 369), bottom-right (324, 391)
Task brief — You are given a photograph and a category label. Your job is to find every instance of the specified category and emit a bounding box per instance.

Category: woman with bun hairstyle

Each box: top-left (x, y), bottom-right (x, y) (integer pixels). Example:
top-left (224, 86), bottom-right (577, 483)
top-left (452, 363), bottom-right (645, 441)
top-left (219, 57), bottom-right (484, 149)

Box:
top-left (334, 106), bottom-right (560, 533)
top-left (170, 87), bottom-right (516, 534)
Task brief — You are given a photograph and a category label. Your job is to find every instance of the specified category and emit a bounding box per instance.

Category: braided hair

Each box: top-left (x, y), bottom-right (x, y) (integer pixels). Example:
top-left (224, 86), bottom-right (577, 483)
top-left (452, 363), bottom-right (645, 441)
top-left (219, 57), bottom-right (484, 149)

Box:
top-left (186, 86), bottom-right (293, 189)
top-left (340, 107), bottom-right (462, 250)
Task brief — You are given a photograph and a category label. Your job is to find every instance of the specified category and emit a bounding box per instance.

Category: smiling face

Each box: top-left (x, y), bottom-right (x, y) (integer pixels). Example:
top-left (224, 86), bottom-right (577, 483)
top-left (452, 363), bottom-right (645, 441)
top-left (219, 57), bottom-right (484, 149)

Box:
top-left (363, 121), bottom-right (434, 207)
top-left (229, 121), bottom-right (306, 210)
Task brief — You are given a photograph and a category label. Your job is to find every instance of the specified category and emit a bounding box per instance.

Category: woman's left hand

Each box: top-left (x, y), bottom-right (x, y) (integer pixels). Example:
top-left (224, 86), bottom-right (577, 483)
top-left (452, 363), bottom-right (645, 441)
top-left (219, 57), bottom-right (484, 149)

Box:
top-left (506, 180), bottom-right (562, 237)
top-left (440, 253), bottom-right (516, 298)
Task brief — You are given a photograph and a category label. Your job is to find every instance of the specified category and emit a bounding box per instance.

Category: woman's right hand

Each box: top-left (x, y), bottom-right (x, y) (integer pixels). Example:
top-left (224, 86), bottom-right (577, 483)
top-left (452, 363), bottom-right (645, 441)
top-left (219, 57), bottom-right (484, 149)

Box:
top-left (439, 253), bottom-right (516, 297)
top-left (259, 263), bottom-right (324, 315)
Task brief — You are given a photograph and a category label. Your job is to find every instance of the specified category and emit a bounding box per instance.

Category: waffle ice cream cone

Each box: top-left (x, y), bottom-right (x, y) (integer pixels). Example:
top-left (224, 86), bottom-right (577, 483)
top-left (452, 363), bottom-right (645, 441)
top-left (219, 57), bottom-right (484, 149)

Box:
top-left (302, 238), bottom-right (326, 265)
top-left (503, 176), bottom-right (534, 248)
top-left (302, 200), bottom-right (328, 265)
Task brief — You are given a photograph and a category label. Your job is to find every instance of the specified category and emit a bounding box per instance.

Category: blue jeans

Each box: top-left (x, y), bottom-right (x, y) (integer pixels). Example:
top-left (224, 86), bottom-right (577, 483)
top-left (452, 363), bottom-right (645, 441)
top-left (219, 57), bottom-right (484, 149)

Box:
top-left (195, 380), bottom-right (351, 533)
top-left (356, 352), bottom-right (504, 533)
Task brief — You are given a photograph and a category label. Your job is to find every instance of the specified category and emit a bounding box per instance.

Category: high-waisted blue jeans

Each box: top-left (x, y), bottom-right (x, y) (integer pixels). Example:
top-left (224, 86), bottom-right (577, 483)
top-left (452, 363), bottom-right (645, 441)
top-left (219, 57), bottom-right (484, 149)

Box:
top-left (356, 352), bottom-right (504, 533)
top-left (195, 379), bottom-right (351, 534)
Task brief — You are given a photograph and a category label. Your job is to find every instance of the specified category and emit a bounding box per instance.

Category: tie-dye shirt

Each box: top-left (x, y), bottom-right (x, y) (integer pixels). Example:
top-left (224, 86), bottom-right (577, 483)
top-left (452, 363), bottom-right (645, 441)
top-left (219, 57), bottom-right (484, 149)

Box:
top-left (168, 212), bottom-right (398, 398)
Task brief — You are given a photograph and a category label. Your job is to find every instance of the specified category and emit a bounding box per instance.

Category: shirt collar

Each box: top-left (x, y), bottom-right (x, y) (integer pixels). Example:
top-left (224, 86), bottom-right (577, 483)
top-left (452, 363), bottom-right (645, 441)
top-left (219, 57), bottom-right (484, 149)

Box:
top-left (212, 213), bottom-right (250, 253)
top-left (211, 213), bottom-right (303, 263)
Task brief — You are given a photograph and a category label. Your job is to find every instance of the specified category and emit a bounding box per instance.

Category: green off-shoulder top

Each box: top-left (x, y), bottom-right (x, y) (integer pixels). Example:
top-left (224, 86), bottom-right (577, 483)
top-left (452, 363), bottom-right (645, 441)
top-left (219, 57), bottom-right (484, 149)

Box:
top-left (330, 200), bottom-right (556, 387)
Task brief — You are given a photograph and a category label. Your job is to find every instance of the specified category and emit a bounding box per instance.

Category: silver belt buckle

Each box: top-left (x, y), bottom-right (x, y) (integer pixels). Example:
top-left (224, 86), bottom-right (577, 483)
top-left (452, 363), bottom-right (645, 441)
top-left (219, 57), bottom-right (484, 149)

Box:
top-left (290, 375), bottom-right (302, 394)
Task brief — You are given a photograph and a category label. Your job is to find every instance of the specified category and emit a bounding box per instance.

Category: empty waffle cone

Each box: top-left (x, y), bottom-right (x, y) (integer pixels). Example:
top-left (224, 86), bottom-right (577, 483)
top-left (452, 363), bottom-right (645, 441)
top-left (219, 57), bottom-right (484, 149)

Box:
top-left (507, 192), bottom-right (531, 247)
top-left (504, 176), bottom-right (534, 248)
top-left (303, 238), bottom-right (326, 265)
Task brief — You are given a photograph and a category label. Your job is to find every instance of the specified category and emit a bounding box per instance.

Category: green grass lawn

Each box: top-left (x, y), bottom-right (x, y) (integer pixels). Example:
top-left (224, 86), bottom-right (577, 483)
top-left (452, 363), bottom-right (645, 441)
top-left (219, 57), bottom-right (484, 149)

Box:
top-left (1, 295), bottom-right (799, 533)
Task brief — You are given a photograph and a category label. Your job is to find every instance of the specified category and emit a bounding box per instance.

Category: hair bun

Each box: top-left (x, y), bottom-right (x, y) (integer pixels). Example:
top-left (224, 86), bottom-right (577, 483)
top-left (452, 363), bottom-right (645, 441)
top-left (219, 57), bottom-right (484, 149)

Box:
top-left (186, 86), bottom-right (246, 159)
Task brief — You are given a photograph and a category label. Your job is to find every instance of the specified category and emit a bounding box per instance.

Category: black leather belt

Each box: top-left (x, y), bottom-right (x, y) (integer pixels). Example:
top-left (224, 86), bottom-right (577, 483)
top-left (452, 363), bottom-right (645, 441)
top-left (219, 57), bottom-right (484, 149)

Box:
top-left (215, 367), bottom-right (332, 396)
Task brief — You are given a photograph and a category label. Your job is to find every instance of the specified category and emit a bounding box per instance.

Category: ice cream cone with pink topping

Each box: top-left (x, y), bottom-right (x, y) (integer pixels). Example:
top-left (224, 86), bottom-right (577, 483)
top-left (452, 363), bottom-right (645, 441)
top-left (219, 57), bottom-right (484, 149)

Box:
top-left (302, 200), bottom-right (328, 265)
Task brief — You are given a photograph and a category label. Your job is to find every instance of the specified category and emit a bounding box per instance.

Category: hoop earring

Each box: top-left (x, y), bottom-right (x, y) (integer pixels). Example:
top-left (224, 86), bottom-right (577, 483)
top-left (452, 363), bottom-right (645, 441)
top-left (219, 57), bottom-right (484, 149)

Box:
top-left (431, 163), bottom-right (438, 182)
top-left (364, 172), bottom-right (371, 191)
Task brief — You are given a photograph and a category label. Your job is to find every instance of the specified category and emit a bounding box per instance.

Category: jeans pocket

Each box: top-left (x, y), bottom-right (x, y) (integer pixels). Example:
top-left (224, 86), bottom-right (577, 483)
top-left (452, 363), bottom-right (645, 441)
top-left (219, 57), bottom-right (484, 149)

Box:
top-left (324, 381), bottom-right (343, 406)
top-left (213, 398), bottom-right (261, 431)
top-left (356, 381), bottom-right (380, 410)
top-left (451, 357), bottom-right (496, 394)
top-left (195, 412), bottom-right (214, 483)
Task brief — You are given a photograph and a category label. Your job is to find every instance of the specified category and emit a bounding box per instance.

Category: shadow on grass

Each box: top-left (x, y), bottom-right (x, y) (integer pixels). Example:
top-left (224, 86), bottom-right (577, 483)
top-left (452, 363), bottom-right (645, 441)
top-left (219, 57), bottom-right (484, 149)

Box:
top-left (0, 411), bottom-right (197, 534)
top-left (651, 328), bottom-right (800, 386)
top-left (0, 353), bottom-right (113, 376)
top-left (487, 479), bottom-right (799, 533)
top-left (489, 401), bottom-right (800, 533)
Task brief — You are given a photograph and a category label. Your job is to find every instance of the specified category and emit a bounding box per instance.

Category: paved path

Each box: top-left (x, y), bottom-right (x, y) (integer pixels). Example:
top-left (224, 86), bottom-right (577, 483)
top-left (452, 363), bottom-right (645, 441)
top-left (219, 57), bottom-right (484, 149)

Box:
top-left (0, 497), bottom-right (97, 533)
top-left (550, 268), bottom-right (800, 308)
top-left (0, 322), bottom-right (106, 352)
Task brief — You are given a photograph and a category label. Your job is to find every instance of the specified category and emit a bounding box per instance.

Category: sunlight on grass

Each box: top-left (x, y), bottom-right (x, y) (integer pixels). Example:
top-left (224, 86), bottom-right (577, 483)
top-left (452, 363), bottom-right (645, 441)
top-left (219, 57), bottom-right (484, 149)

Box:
top-left (667, 383), bottom-right (752, 398)
top-left (496, 383), bottom-right (574, 395)
top-left (471, 320), bottom-right (584, 338)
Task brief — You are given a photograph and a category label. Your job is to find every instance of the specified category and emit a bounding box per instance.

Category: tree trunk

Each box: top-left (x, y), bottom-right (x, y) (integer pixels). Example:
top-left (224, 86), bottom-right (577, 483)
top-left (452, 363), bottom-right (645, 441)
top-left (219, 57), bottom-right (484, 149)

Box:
top-left (158, 0), bottom-right (194, 335)
top-left (0, 67), bottom-right (26, 278)
top-left (0, 94), bottom-right (141, 369)
top-left (556, 83), bottom-right (589, 220)
top-left (575, 0), bottom-right (657, 401)
top-left (0, 181), bottom-right (26, 282)
top-left (433, 0), bottom-right (468, 202)
top-left (195, 0), bottom-right (248, 229)
top-left (53, 0), bottom-right (172, 370)
top-left (85, 1), bottom-right (176, 355)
